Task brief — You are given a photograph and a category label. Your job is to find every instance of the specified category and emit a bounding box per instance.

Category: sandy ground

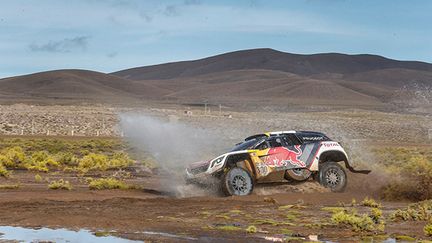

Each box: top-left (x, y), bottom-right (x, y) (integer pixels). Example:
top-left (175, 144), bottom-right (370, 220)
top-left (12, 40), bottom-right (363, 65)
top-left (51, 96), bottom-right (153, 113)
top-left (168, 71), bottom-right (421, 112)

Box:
top-left (0, 168), bottom-right (430, 242)
top-left (0, 105), bottom-right (431, 242)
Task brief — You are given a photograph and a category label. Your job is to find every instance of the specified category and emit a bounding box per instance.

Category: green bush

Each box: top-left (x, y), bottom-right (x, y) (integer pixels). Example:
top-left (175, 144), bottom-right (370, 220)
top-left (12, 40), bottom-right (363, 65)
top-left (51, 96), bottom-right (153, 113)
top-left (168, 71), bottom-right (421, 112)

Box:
top-left (108, 152), bottom-right (133, 169)
top-left (370, 208), bottom-right (383, 223)
top-left (332, 210), bottom-right (374, 232)
top-left (331, 209), bottom-right (384, 232)
top-left (0, 163), bottom-right (10, 177)
top-left (88, 177), bottom-right (129, 190)
top-left (78, 153), bottom-right (109, 172)
top-left (56, 152), bottom-right (79, 166)
top-left (381, 154), bottom-right (432, 201)
top-left (424, 223), bottom-right (432, 236)
top-left (1, 146), bottom-right (26, 168)
top-left (34, 174), bottom-right (43, 182)
top-left (48, 179), bottom-right (72, 190)
top-left (390, 200), bottom-right (432, 221)
top-left (246, 225), bottom-right (257, 233)
top-left (361, 197), bottom-right (381, 208)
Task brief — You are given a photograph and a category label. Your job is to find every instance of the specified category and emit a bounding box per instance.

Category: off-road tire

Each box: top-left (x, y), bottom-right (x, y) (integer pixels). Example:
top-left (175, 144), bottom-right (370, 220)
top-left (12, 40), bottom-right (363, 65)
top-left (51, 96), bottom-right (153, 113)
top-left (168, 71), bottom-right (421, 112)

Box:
top-left (222, 167), bottom-right (254, 196)
top-left (284, 168), bottom-right (312, 182)
top-left (318, 162), bottom-right (347, 192)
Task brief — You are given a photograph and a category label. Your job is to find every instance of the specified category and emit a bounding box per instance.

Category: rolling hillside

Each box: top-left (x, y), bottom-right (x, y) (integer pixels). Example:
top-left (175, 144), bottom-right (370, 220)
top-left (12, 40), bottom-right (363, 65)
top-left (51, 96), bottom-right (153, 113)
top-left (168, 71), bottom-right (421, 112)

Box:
top-left (0, 69), bottom-right (170, 104)
top-left (1, 49), bottom-right (431, 108)
top-left (112, 48), bottom-right (432, 80)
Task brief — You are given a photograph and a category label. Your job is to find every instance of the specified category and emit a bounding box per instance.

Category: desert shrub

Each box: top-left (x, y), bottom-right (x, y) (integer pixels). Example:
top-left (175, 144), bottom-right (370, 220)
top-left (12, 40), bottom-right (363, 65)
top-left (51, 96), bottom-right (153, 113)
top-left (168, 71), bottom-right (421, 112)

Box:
top-left (425, 222), bottom-right (432, 237)
top-left (56, 152), bottom-right (79, 166)
top-left (78, 153), bottom-right (109, 172)
top-left (381, 154), bottom-right (432, 201)
top-left (390, 200), bottom-right (432, 221)
top-left (34, 174), bottom-right (43, 182)
top-left (216, 225), bottom-right (241, 231)
top-left (48, 179), bottom-right (72, 190)
top-left (1, 146), bottom-right (26, 168)
top-left (370, 208), bottom-right (383, 224)
top-left (331, 209), bottom-right (384, 232)
top-left (246, 225), bottom-right (257, 233)
top-left (0, 163), bottom-right (10, 177)
top-left (321, 207), bottom-right (346, 213)
top-left (25, 151), bottom-right (60, 172)
top-left (88, 177), bottom-right (129, 190)
top-left (78, 153), bottom-right (133, 173)
top-left (361, 197), bottom-right (381, 208)
top-left (405, 156), bottom-right (432, 199)
top-left (107, 152), bottom-right (133, 169)
top-left (0, 184), bottom-right (19, 189)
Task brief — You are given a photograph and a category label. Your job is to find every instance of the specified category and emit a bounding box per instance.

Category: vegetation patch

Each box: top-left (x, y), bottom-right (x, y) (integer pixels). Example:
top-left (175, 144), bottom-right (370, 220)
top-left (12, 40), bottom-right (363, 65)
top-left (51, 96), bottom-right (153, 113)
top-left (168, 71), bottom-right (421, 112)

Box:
top-left (216, 225), bottom-right (241, 231)
top-left (253, 219), bottom-right (294, 226)
top-left (376, 148), bottom-right (432, 200)
top-left (390, 200), bottom-right (432, 221)
top-left (321, 207), bottom-right (346, 213)
top-left (331, 209), bottom-right (384, 232)
top-left (0, 138), bottom-right (139, 176)
top-left (361, 197), bottom-right (381, 208)
top-left (48, 179), bottom-right (72, 190)
top-left (394, 235), bottom-right (416, 241)
top-left (246, 225), bottom-right (257, 233)
top-left (94, 231), bottom-right (111, 237)
top-left (34, 174), bottom-right (43, 182)
top-left (424, 223), bottom-right (432, 237)
top-left (0, 163), bottom-right (10, 177)
top-left (88, 177), bottom-right (129, 190)
top-left (0, 184), bottom-right (19, 189)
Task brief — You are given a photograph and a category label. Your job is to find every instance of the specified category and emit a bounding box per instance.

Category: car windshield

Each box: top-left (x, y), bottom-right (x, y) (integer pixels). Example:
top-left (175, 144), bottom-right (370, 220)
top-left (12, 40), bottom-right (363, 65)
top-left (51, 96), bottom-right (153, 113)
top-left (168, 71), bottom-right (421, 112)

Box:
top-left (230, 139), bottom-right (259, 152)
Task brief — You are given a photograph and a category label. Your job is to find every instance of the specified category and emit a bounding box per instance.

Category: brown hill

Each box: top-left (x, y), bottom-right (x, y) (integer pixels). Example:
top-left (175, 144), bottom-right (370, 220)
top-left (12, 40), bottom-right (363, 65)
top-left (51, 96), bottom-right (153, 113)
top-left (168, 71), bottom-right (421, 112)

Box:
top-left (141, 69), bottom-right (384, 106)
top-left (2, 49), bottom-right (431, 108)
top-left (0, 69), bottom-right (170, 104)
top-left (112, 48), bottom-right (432, 80)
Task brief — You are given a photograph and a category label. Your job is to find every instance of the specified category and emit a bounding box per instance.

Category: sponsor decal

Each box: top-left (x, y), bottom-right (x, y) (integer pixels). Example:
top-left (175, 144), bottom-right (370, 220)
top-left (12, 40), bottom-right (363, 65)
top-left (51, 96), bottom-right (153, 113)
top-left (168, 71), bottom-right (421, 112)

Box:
top-left (322, 142), bottom-right (340, 148)
top-left (256, 162), bottom-right (269, 176)
top-left (265, 145), bottom-right (306, 168)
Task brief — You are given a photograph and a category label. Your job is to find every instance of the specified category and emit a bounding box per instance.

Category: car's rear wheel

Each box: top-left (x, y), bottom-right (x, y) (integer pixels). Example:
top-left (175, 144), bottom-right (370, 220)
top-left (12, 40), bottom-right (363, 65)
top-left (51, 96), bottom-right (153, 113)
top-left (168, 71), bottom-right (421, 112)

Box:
top-left (318, 162), bottom-right (347, 192)
top-left (222, 167), bottom-right (254, 196)
top-left (284, 168), bottom-right (312, 182)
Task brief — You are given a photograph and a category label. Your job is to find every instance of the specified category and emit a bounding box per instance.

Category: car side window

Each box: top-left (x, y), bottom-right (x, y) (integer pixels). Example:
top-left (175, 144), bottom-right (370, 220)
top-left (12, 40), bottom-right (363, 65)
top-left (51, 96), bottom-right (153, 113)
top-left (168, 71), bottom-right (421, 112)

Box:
top-left (255, 141), bottom-right (269, 150)
top-left (282, 136), bottom-right (294, 146)
top-left (287, 134), bottom-right (302, 145)
top-left (268, 137), bottom-right (283, 148)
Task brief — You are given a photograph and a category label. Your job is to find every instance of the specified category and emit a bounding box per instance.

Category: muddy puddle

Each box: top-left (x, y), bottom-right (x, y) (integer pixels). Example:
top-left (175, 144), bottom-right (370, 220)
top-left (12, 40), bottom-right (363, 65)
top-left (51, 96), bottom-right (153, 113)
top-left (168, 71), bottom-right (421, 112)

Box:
top-left (0, 226), bottom-right (198, 242)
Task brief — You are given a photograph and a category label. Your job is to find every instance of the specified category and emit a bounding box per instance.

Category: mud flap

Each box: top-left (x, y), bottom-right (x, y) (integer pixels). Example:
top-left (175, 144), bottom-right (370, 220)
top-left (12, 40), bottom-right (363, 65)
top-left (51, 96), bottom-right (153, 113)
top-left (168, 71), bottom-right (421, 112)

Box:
top-left (343, 161), bottom-right (371, 174)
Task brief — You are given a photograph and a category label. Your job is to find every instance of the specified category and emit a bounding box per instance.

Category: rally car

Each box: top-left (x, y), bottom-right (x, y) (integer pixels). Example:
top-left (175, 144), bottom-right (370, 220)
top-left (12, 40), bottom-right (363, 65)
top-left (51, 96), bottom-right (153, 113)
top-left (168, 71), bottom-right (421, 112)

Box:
top-left (185, 131), bottom-right (370, 196)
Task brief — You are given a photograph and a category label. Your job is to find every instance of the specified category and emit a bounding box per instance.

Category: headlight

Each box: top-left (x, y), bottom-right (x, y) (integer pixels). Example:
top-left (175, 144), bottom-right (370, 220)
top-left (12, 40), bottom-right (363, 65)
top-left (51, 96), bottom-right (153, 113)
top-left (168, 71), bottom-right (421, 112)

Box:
top-left (210, 156), bottom-right (224, 168)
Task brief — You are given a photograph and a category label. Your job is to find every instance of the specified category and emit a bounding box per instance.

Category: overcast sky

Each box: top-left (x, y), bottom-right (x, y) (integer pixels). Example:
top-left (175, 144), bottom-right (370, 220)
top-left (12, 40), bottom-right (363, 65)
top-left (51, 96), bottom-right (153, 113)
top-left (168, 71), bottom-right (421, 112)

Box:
top-left (0, 0), bottom-right (431, 78)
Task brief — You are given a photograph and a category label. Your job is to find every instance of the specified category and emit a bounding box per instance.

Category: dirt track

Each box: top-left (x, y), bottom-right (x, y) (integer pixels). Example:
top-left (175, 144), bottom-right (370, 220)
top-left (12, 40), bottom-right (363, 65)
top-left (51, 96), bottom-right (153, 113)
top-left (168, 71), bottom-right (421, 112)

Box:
top-left (0, 170), bottom-right (429, 242)
top-left (0, 106), bottom-right (431, 242)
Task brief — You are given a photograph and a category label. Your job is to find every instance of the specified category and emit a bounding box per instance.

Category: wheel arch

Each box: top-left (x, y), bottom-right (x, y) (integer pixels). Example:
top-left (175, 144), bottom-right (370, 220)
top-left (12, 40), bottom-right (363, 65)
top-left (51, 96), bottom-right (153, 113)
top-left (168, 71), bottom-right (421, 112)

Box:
top-left (224, 153), bottom-right (256, 178)
top-left (319, 150), bottom-right (348, 165)
top-left (318, 150), bottom-right (369, 174)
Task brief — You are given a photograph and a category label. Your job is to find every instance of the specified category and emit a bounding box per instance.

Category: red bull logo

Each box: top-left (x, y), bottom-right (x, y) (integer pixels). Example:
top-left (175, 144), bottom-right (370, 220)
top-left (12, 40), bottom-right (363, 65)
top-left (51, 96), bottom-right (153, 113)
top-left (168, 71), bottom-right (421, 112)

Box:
top-left (265, 145), bottom-right (306, 168)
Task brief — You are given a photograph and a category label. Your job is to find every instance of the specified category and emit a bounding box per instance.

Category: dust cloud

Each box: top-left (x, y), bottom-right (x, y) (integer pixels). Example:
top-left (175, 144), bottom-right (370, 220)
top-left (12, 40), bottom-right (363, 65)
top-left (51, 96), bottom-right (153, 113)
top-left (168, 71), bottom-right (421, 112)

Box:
top-left (118, 113), bottom-right (228, 196)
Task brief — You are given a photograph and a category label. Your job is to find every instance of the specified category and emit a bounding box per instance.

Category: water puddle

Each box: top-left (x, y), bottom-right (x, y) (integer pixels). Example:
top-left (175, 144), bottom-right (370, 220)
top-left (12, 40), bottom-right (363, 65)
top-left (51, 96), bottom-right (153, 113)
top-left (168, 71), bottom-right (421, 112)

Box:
top-left (0, 226), bottom-right (196, 242)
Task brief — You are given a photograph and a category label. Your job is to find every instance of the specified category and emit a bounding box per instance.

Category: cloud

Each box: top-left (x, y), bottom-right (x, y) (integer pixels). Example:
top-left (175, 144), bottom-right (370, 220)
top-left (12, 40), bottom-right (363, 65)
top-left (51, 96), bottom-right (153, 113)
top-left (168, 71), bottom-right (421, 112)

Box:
top-left (184, 0), bottom-right (201, 5)
top-left (163, 0), bottom-right (201, 17)
top-left (139, 11), bottom-right (153, 22)
top-left (107, 51), bottom-right (118, 58)
top-left (29, 36), bottom-right (90, 53)
top-left (164, 5), bottom-right (180, 17)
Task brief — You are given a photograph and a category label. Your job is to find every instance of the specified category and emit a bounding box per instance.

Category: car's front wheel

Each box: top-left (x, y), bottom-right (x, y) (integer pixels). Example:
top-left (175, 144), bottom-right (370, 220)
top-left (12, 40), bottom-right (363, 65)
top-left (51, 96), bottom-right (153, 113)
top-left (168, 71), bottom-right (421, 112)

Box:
top-left (318, 162), bottom-right (347, 192)
top-left (222, 167), bottom-right (254, 196)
